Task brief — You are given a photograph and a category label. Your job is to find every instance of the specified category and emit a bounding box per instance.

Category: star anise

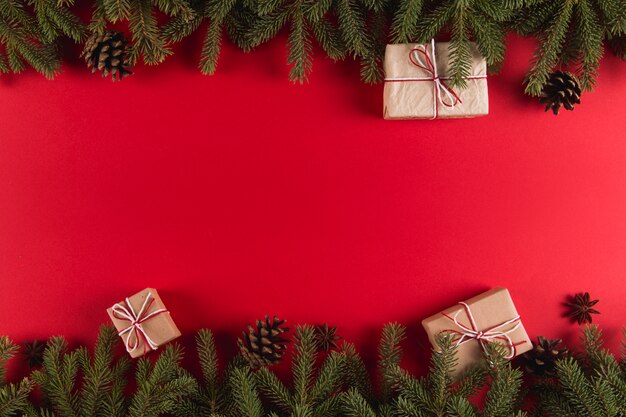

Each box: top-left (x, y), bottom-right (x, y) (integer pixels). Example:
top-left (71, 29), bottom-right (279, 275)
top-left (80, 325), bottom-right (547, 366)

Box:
top-left (566, 292), bottom-right (600, 324)
top-left (22, 340), bottom-right (46, 368)
top-left (314, 324), bottom-right (341, 352)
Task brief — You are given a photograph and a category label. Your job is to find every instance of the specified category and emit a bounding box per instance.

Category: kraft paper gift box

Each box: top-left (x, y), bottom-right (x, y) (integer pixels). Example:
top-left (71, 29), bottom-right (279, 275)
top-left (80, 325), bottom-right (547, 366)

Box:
top-left (422, 288), bottom-right (531, 377)
top-left (107, 288), bottom-right (181, 358)
top-left (383, 41), bottom-right (489, 119)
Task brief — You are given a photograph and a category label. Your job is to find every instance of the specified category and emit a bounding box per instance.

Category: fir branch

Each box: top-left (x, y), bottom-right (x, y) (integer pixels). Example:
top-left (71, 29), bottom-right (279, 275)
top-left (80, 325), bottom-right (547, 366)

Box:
top-left (447, 4), bottom-right (473, 88)
top-left (310, 350), bottom-right (346, 403)
top-left (303, 0), bottom-right (331, 23)
top-left (255, 367), bottom-right (293, 412)
top-left (342, 343), bottom-right (373, 403)
top-left (335, 0), bottom-right (369, 57)
top-left (256, 0), bottom-right (283, 16)
top-left (524, 0), bottom-right (575, 96)
top-left (128, 0), bottom-right (172, 65)
top-left (230, 367), bottom-right (265, 417)
top-left (287, 0), bottom-right (313, 83)
top-left (31, 337), bottom-right (80, 417)
top-left (310, 16), bottom-right (346, 61)
top-left (128, 344), bottom-right (198, 417)
top-left (467, 9), bottom-right (506, 71)
top-left (573, 0), bottom-right (603, 90)
top-left (77, 325), bottom-right (126, 417)
top-left (30, 0), bottom-right (86, 42)
top-left (482, 343), bottom-right (524, 417)
top-left (415, 0), bottom-right (455, 43)
top-left (0, 0), bottom-right (60, 78)
top-left (0, 378), bottom-right (35, 417)
top-left (391, 0), bottom-right (424, 43)
top-left (554, 357), bottom-right (605, 417)
top-left (377, 322), bottom-right (405, 400)
top-left (197, 329), bottom-right (218, 390)
top-left (0, 337), bottom-right (18, 384)
top-left (152, 0), bottom-right (194, 20)
top-left (102, 0), bottom-right (131, 22)
top-left (197, 0), bottom-right (237, 74)
top-left (340, 388), bottom-right (378, 417)
top-left (293, 325), bottom-right (317, 405)
top-left (88, 0), bottom-right (108, 33)
top-left (246, 5), bottom-right (289, 48)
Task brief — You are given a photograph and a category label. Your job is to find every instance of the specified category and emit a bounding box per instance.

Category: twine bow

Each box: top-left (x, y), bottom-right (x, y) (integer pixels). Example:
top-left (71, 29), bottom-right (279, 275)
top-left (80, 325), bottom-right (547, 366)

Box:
top-left (111, 291), bottom-right (168, 354)
top-left (408, 39), bottom-right (461, 119)
top-left (441, 302), bottom-right (524, 359)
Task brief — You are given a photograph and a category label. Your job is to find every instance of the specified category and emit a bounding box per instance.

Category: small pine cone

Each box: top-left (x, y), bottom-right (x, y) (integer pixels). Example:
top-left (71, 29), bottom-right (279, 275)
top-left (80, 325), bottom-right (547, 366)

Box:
top-left (523, 336), bottom-right (568, 377)
top-left (238, 316), bottom-right (289, 368)
top-left (82, 31), bottom-right (133, 81)
top-left (539, 71), bottom-right (581, 115)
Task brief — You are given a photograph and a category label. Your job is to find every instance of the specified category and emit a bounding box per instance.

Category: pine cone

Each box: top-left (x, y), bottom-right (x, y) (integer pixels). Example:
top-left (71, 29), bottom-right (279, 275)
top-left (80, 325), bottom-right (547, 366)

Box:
top-left (315, 324), bottom-right (341, 352)
top-left (523, 336), bottom-right (568, 376)
top-left (238, 316), bottom-right (289, 368)
top-left (82, 31), bottom-right (133, 81)
top-left (539, 71), bottom-right (581, 115)
top-left (566, 292), bottom-right (600, 324)
top-left (22, 340), bottom-right (46, 368)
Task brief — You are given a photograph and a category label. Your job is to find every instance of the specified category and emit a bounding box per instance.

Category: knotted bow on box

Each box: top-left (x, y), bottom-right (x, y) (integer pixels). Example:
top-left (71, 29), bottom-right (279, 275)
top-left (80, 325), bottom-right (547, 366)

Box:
top-left (421, 288), bottom-right (531, 377)
top-left (107, 288), bottom-right (181, 358)
top-left (111, 291), bottom-right (169, 354)
top-left (441, 301), bottom-right (525, 360)
top-left (383, 40), bottom-right (489, 119)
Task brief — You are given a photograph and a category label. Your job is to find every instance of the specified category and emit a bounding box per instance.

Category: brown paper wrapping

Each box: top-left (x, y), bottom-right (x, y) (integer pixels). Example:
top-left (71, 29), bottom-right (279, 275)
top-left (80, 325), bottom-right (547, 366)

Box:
top-left (383, 42), bottom-right (489, 119)
top-left (422, 288), bottom-right (531, 376)
top-left (107, 288), bottom-right (181, 358)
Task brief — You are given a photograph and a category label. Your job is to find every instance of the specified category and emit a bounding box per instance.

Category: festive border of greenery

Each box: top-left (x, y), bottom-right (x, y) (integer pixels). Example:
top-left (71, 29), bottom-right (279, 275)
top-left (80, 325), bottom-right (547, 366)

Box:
top-left (0, 317), bottom-right (624, 416)
top-left (0, 0), bottom-right (624, 95)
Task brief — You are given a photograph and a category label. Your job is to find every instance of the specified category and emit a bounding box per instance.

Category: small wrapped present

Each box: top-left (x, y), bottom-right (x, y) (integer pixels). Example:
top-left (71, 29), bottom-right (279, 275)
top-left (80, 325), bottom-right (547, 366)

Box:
top-left (383, 40), bottom-right (489, 119)
top-left (107, 288), bottom-right (181, 358)
top-left (422, 288), bottom-right (531, 377)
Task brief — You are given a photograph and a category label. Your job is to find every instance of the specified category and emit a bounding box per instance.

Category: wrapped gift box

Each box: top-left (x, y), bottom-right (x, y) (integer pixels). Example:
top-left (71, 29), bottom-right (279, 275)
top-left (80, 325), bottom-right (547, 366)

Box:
top-left (107, 288), bottom-right (181, 358)
top-left (384, 41), bottom-right (489, 119)
top-left (422, 288), bottom-right (531, 376)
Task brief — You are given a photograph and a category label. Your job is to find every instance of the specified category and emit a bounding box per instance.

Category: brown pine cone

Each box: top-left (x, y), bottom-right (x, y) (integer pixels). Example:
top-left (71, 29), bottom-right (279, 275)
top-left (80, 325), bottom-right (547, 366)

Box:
top-left (539, 71), bottom-right (581, 115)
top-left (82, 31), bottom-right (133, 81)
top-left (523, 336), bottom-right (568, 377)
top-left (238, 316), bottom-right (289, 368)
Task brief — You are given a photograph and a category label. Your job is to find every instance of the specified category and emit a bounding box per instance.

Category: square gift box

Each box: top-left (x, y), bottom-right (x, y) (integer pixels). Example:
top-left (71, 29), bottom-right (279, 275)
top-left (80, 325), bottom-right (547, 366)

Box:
top-left (107, 288), bottom-right (181, 358)
top-left (422, 287), bottom-right (531, 376)
top-left (383, 41), bottom-right (489, 119)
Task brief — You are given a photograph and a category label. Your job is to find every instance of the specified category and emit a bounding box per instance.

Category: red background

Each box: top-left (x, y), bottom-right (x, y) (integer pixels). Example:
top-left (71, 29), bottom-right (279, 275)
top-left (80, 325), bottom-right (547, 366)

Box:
top-left (1, 33), bottom-right (625, 370)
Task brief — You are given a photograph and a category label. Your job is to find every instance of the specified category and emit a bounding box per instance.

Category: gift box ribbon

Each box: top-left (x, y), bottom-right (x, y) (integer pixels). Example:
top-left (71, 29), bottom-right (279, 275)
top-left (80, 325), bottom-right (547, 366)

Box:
top-left (384, 39), bottom-right (487, 119)
top-left (111, 291), bottom-right (169, 354)
top-left (441, 302), bottom-right (526, 359)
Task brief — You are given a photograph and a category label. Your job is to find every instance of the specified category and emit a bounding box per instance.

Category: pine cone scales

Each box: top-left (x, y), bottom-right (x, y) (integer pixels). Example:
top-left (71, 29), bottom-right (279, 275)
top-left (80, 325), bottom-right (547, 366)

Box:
top-left (539, 71), bottom-right (581, 115)
top-left (238, 316), bottom-right (289, 368)
top-left (523, 336), bottom-right (568, 376)
top-left (83, 31), bottom-right (132, 81)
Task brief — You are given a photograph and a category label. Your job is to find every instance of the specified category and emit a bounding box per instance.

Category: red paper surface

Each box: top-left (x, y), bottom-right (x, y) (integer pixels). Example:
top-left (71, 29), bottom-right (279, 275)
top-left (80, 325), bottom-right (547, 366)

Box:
top-left (0, 34), bottom-right (625, 370)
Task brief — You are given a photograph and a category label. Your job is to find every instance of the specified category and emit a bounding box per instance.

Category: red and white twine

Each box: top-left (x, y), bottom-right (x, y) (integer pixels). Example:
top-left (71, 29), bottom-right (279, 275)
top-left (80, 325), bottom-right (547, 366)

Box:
top-left (441, 301), bottom-right (525, 359)
top-left (111, 291), bottom-right (168, 354)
